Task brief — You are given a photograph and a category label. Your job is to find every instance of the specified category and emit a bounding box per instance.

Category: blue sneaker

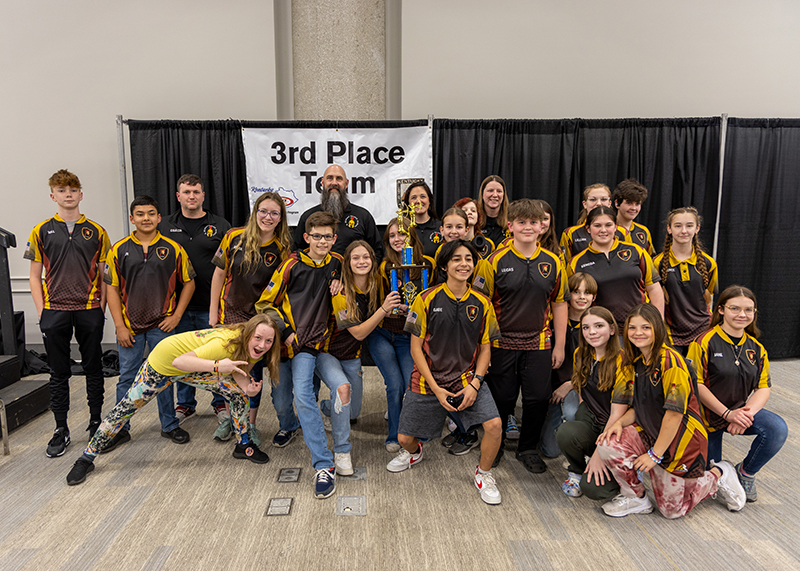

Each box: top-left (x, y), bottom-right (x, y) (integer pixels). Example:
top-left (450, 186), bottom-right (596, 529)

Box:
top-left (314, 467), bottom-right (336, 499)
top-left (506, 416), bottom-right (520, 441)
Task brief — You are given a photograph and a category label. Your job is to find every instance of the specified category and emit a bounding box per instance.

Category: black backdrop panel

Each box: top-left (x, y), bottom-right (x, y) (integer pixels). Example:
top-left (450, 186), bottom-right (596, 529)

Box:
top-left (718, 118), bottom-right (800, 358)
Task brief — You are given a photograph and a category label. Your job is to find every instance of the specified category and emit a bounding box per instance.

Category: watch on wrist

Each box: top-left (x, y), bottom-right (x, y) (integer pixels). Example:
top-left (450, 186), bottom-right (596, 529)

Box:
top-left (474, 374), bottom-right (485, 384)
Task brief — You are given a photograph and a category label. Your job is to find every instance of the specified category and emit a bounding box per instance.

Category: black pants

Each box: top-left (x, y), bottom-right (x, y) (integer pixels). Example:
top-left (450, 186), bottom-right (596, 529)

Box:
top-left (486, 347), bottom-right (552, 454)
top-left (40, 308), bottom-right (105, 421)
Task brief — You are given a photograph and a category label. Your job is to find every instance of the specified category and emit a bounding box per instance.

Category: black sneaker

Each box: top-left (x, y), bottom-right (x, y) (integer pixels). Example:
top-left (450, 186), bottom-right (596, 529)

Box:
top-left (98, 429), bottom-right (131, 454)
top-left (441, 428), bottom-right (461, 448)
top-left (517, 451), bottom-right (547, 473)
top-left (449, 430), bottom-right (480, 456)
top-left (161, 427), bottom-right (191, 444)
top-left (272, 429), bottom-right (296, 448)
top-left (46, 428), bottom-right (70, 458)
top-left (232, 442), bottom-right (270, 464)
top-left (66, 458), bottom-right (95, 485)
top-left (87, 420), bottom-right (102, 440)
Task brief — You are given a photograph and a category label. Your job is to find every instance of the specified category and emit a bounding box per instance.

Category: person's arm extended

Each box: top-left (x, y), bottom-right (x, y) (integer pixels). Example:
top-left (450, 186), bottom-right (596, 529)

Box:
top-left (346, 291), bottom-right (402, 341)
top-left (29, 261), bottom-right (44, 319)
top-left (410, 334), bottom-right (457, 412)
top-left (634, 409), bottom-right (682, 473)
top-left (550, 301), bottom-right (568, 368)
top-left (160, 279), bottom-right (195, 332)
top-left (171, 351), bottom-right (261, 396)
top-left (208, 267), bottom-right (226, 327)
top-left (598, 406), bottom-right (635, 445)
top-left (107, 284), bottom-right (134, 348)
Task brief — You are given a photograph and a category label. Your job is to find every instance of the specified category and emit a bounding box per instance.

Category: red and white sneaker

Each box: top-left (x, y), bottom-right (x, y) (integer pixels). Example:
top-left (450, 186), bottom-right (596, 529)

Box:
top-left (175, 405), bottom-right (195, 425)
top-left (474, 466), bottom-right (502, 505)
top-left (386, 443), bottom-right (423, 472)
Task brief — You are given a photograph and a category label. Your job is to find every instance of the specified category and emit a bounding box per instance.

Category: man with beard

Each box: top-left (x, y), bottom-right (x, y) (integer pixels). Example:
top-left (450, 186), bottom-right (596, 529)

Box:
top-left (293, 165), bottom-right (383, 259)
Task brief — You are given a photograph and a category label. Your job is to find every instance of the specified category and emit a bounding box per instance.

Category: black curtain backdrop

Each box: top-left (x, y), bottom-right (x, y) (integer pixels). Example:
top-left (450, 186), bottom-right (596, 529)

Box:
top-left (432, 118), bottom-right (720, 251)
top-left (718, 119), bottom-right (800, 358)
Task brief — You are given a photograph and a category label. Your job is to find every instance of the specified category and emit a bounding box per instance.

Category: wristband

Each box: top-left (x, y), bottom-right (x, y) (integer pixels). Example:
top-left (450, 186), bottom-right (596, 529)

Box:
top-left (647, 448), bottom-right (663, 464)
top-left (213, 360), bottom-right (219, 374)
top-left (723, 409), bottom-right (730, 420)
top-left (381, 306), bottom-right (390, 315)
top-left (468, 383), bottom-right (479, 393)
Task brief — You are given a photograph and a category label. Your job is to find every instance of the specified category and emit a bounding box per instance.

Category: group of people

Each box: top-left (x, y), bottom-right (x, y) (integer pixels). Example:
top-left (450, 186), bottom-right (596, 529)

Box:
top-left (25, 166), bottom-right (787, 516)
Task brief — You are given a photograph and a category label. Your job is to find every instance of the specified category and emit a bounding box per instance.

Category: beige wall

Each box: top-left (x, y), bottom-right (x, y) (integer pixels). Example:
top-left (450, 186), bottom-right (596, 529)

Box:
top-left (402, 0), bottom-right (800, 119)
top-left (1, 1), bottom-right (276, 344)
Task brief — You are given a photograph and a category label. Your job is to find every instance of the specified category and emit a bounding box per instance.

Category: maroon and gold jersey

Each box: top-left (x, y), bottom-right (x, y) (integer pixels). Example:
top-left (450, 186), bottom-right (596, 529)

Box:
top-left (614, 347), bottom-right (708, 478)
top-left (559, 223), bottom-right (629, 262)
top-left (24, 214), bottom-right (110, 311)
top-left (255, 249), bottom-right (342, 358)
top-left (568, 239), bottom-right (660, 328)
top-left (326, 289), bottom-right (370, 360)
top-left (212, 228), bottom-right (284, 325)
top-left (104, 232), bottom-right (195, 335)
top-left (405, 283), bottom-right (500, 394)
top-left (472, 244), bottom-right (569, 350)
top-left (687, 325), bottom-right (770, 432)
top-left (620, 221), bottom-right (655, 256)
top-left (653, 248), bottom-right (718, 347)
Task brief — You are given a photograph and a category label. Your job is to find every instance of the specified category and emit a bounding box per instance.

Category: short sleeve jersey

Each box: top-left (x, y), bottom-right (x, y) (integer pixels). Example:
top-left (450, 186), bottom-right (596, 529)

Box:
top-left (255, 249), bottom-right (342, 357)
top-left (104, 232), bottom-right (195, 335)
top-left (652, 248), bottom-right (718, 347)
top-left (326, 289), bottom-right (370, 360)
top-left (687, 325), bottom-right (770, 432)
top-left (147, 328), bottom-right (259, 377)
top-left (415, 217), bottom-right (444, 258)
top-left (212, 228), bottom-right (284, 325)
top-left (579, 352), bottom-right (626, 425)
top-left (621, 222), bottom-right (655, 256)
top-left (568, 239), bottom-right (660, 328)
top-left (378, 256), bottom-right (435, 335)
top-left (24, 214), bottom-right (110, 311)
top-left (404, 283), bottom-right (500, 394)
top-left (559, 223), bottom-right (629, 262)
top-left (553, 319), bottom-right (582, 385)
top-left (614, 347), bottom-right (708, 478)
top-left (472, 244), bottom-right (569, 350)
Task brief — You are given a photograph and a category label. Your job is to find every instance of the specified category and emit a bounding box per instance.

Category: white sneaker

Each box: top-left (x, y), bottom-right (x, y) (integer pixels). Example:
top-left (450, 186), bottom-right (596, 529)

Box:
top-left (335, 452), bottom-right (353, 476)
top-left (474, 467), bottom-right (502, 505)
top-left (322, 415), bottom-right (332, 432)
top-left (602, 493), bottom-right (654, 517)
top-left (711, 460), bottom-right (746, 512)
top-left (562, 471), bottom-right (583, 497)
top-left (384, 410), bottom-right (389, 421)
top-left (385, 441), bottom-right (401, 453)
top-left (386, 443), bottom-right (423, 473)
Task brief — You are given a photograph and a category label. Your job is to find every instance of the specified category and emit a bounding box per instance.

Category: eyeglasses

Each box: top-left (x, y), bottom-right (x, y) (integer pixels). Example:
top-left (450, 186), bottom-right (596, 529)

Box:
top-left (724, 305), bottom-right (756, 315)
top-left (585, 197), bottom-right (611, 204)
top-left (257, 209), bottom-right (281, 219)
top-left (308, 233), bottom-right (335, 242)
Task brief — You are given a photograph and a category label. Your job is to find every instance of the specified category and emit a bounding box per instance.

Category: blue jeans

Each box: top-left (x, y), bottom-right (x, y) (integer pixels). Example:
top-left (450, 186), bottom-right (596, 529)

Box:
top-left (271, 360), bottom-right (301, 433)
top-left (320, 358), bottom-right (363, 420)
top-left (367, 327), bottom-right (415, 445)
top-left (116, 327), bottom-right (178, 432)
top-left (173, 310), bottom-right (225, 411)
top-left (540, 389), bottom-right (580, 458)
top-left (314, 354), bottom-right (355, 454)
top-left (706, 408), bottom-right (788, 475)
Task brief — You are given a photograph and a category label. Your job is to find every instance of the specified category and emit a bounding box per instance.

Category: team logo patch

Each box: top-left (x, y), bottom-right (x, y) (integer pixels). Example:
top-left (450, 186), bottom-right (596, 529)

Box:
top-left (746, 349), bottom-right (756, 365)
top-left (156, 247), bottom-right (169, 260)
top-left (650, 368), bottom-right (661, 387)
top-left (431, 231), bottom-right (442, 244)
top-left (617, 249), bottom-right (632, 262)
top-left (204, 225), bottom-right (218, 238)
top-left (538, 262), bottom-right (552, 279)
top-left (636, 231), bottom-right (646, 244)
top-left (81, 227), bottom-right (94, 240)
top-left (344, 215), bottom-right (359, 229)
top-left (245, 446), bottom-right (254, 457)
top-left (263, 252), bottom-right (277, 267)
top-left (466, 305), bottom-right (479, 322)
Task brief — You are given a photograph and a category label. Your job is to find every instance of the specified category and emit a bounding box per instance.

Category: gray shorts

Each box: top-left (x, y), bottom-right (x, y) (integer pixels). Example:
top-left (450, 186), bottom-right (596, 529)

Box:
top-left (398, 383), bottom-right (499, 441)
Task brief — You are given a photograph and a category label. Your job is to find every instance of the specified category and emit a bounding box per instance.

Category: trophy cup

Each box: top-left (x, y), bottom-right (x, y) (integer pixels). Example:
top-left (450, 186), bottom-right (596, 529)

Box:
top-left (390, 204), bottom-right (430, 311)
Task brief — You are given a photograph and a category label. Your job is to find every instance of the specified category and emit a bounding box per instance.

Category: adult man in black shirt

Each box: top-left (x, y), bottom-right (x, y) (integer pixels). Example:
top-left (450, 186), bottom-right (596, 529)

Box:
top-left (158, 174), bottom-right (231, 423)
top-left (293, 165), bottom-right (384, 259)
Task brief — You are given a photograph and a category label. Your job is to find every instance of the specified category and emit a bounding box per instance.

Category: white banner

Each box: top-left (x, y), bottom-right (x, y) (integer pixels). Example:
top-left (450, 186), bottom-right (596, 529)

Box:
top-left (242, 126), bottom-right (433, 226)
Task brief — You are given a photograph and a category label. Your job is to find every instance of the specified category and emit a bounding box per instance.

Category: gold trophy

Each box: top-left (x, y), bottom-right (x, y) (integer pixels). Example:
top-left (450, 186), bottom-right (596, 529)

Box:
top-left (391, 204), bottom-right (429, 311)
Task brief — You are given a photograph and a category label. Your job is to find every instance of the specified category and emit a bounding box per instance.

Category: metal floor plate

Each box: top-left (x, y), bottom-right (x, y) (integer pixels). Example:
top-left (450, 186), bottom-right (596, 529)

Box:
top-left (336, 495), bottom-right (367, 516)
top-left (278, 468), bottom-right (301, 483)
top-left (266, 497), bottom-right (293, 516)
top-left (339, 466), bottom-right (366, 480)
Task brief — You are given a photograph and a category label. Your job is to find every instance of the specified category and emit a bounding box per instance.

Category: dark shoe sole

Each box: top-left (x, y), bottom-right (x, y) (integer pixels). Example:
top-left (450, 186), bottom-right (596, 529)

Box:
top-left (517, 453), bottom-right (547, 473)
top-left (46, 439), bottom-right (70, 458)
top-left (66, 461), bottom-right (95, 485)
top-left (98, 430), bottom-right (131, 454)
top-left (449, 439), bottom-right (480, 456)
top-left (272, 433), bottom-right (296, 448)
top-left (161, 429), bottom-right (191, 444)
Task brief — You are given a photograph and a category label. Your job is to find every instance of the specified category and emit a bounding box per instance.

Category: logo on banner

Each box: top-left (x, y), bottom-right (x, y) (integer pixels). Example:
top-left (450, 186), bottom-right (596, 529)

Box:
top-left (538, 262), bottom-right (551, 278)
top-left (264, 252), bottom-right (277, 267)
top-left (344, 215), bottom-right (359, 229)
top-left (156, 247), bottom-right (169, 260)
top-left (277, 187), bottom-right (298, 208)
top-left (618, 249), bottom-right (632, 262)
top-left (466, 305), bottom-right (479, 322)
top-left (82, 227), bottom-right (94, 240)
top-left (636, 231), bottom-right (646, 244)
top-left (204, 225), bottom-right (217, 238)
top-left (746, 349), bottom-right (756, 365)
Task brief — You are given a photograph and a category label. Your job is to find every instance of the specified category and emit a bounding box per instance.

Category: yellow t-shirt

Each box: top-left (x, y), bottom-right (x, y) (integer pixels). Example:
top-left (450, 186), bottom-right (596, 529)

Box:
top-left (148, 328), bottom-right (256, 377)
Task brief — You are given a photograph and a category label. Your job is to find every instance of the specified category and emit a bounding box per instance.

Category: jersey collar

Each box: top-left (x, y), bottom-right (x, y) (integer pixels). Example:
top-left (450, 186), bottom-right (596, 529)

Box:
top-left (509, 242), bottom-right (541, 260)
top-left (130, 230), bottom-right (163, 246)
top-left (667, 248), bottom-right (698, 267)
top-left (713, 324), bottom-right (747, 346)
top-left (441, 282), bottom-right (473, 302)
top-left (54, 213), bottom-right (87, 224)
top-left (586, 238), bottom-right (621, 254)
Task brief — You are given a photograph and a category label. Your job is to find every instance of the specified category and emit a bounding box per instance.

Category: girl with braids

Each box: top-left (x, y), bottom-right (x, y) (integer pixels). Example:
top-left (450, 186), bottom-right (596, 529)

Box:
top-left (652, 207), bottom-right (718, 356)
top-left (206, 192), bottom-right (291, 443)
top-left (402, 181), bottom-right (441, 258)
top-left (319, 241), bottom-right (401, 472)
top-left (555, 307), bottom-right (626, 500)
top-left (369, 218), bottom-right (434, 451)
top-left (453, 197), bottom-right (495, 258)
top-left (560, 184), bottom-right (628, 262)
top-left (688, 286), bottom-right (787, 503)
top-left (596, 304), bottom-right (746, 518)
top-left (477, 175), bottom-right (510, 248)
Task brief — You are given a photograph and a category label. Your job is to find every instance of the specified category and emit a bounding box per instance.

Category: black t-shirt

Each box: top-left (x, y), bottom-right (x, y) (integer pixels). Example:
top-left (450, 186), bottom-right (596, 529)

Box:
top-left (415, 217), bottom-right (443, 258)
top-left (482, 216), bottom-right (507, 248)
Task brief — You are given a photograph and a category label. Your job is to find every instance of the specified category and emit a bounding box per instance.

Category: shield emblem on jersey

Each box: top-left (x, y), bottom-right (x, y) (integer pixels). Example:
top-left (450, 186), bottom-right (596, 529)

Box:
top-left (538, 262), bottom-right (552, 278)
top-left (746, 349), bottom-right (756, 365)
top-left (466, 305), bottom-right (478, 322)
top-left (156, 247), bottom-right (169, 260)
top-left (431, 231), bottom-right (442, 244)
top-left (344, 215), bottom-right (359, 229)
top-left (81, 227), bottom-right (93, 240)
top-left (264, 252), bottom-right (277, 267)
top-left (636, 231), bottom-right (646, 244)
top-left (650, 368), bottom-right (661, 387)
top-left (618, 249), bottom-right (632, 262)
